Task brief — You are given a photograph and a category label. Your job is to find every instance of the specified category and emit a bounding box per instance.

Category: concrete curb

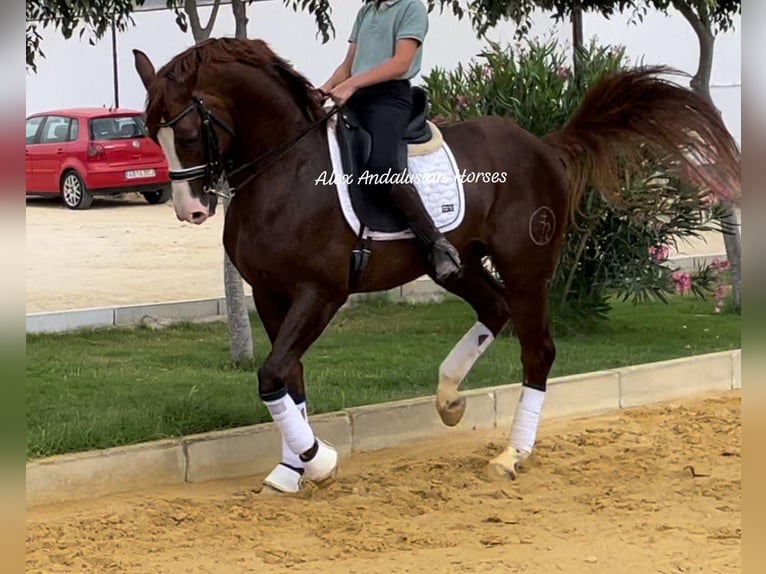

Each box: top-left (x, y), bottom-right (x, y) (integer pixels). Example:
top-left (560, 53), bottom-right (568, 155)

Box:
top-left (26, 277), bottom-right (448, 334)
top-left (25, 250), bottom-right (719, 334)
top-left (26, 349), bottom-right (741, 508)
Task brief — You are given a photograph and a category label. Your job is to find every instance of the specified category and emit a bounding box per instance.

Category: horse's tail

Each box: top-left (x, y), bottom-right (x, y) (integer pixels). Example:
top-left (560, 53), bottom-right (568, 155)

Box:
top-left (543, 65), bottom-right (741, 226)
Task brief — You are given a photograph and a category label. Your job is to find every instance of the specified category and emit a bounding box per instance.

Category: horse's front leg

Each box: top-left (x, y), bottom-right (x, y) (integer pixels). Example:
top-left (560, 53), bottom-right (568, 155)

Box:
top-left (258, 286), bottom-right (345, 488)
top-left (251, 286), bottom-right (311, 494)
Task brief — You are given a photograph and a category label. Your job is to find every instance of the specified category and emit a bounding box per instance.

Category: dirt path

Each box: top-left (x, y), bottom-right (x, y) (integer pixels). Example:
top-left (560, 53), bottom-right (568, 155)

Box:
top-left (25, 195), bottom-right (734, 314)
top-left (25, 195), bottom-right (237, 314)
top-left (26, 391), bottom-right (741, 573)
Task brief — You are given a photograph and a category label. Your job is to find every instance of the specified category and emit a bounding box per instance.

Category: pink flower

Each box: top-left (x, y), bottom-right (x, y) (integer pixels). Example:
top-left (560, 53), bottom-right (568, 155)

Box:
top-left (649, 244), bottom-right (669, 264)
top-left (556, 66), bottom-right (571, 79)
top-left (672, 270), bottom-right (692, 294)
top-left (456, 95), bottom-right (470, 110)
top-left (482, 64), bottom-right (493, 81)
top-left (710, 258), bottom-right (730, 273)
top-left (713, 282), bottom-right (728, 313)
top-left (714, 283), bottom-right (727, 299)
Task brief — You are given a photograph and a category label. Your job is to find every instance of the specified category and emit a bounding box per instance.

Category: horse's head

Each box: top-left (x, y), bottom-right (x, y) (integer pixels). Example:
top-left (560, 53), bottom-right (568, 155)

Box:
top-left (133, 48), bottom-right (235, 224)
top-left (133, 39), bottom-right (326, 226)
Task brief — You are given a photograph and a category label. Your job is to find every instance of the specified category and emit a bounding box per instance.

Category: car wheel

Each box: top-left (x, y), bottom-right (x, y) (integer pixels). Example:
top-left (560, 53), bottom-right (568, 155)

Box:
top-left (142, 186), bottom-right (172, 204)
top-left (60, 171), bottom-right (94, 210)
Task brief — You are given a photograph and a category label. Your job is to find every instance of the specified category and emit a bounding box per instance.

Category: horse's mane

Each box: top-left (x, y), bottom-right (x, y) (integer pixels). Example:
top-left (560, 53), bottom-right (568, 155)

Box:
top-left (146, 37), bottom-right (324, 127)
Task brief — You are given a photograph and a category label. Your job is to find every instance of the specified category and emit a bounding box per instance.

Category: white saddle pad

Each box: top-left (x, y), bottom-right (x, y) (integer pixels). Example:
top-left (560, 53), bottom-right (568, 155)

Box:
top-left (325, 120), bottom-right (466, 241)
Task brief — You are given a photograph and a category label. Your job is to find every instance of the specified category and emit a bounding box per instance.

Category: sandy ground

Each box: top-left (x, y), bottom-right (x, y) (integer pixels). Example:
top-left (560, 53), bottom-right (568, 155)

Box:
top-left (26, 391), bottom-right (740, 574)
top-left (25, 194), bottom-right (735, 314)
top-left (25, 194), bottom-right (236, 314)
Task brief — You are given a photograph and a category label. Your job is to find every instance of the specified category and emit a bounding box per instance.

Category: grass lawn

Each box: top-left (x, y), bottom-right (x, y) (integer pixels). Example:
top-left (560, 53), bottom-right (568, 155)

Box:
top-left (26, 295), bottom-right (740, 460)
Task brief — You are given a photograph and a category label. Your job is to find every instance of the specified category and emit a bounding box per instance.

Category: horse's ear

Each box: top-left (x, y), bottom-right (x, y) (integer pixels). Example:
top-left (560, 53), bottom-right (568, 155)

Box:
top-left (133, 49), bottom-right (156, 90)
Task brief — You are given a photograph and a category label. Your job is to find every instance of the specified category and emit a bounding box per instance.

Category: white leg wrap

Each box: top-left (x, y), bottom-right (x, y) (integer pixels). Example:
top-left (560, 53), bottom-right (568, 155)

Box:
top-left (261, 399), bottom-right (308, 494)
top-left (303, 439), bottom-right (338, 485)
top-left (438, 322), bottom-right (495, 394)
top-left (281, 401), bottom-right (307, 469)
top-left (262, 463), bottom-right (303, 494)
top-left (509, 386), bottom-right (546, 455)
top-left (264, 393), bottom-right (316, 456)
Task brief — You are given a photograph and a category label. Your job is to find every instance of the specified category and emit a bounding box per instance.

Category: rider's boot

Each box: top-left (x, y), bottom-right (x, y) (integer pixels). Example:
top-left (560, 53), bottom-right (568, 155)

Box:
top-left (388, 182), bottom-right (463, 282)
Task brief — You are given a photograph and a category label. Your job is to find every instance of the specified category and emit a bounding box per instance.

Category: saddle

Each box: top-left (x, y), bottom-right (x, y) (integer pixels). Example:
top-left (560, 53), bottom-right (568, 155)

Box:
top-left (334, 85), bottom-right (439, 233)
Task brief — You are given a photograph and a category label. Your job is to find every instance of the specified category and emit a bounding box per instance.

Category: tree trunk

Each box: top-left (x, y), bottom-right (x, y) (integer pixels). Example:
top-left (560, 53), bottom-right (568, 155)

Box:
top-left (232, 0), bottom-right (248, 38)
top-left (187, 0), bottom-right (255, 364)
top-left (185, 0), bottom-right (221, 40)
top-left (571, 4), bottom-right (583, 77)
top-left (673, 0), bottom-right (741, 311)
top-left (222, 0), bottom-right (255, 365)
top-left (221, 182), bottom-right (254, 366)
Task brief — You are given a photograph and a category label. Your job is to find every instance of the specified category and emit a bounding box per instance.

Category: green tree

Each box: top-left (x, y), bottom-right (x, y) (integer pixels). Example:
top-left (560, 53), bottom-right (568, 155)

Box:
top-left (424, 38), bottom-right (732, 330)
top-left (431, 0), bottom-right (742, 310)
top-left (27, 0), bottom-right (335, 73)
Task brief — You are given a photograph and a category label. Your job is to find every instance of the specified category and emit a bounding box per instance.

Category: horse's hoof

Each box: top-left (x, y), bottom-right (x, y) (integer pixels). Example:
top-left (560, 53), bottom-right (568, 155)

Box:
top-left (485, 459), bottom-right (519, 481)
top-left (259, 483), bottom-right (290, 496)
top-left (437, 396), bottom-right (466, 427)
top-left (261, 463), bottom-right (303, 494)
top-left (485, 447), bottom-right (527, 481)
top-left (303, 439), bottom-right (338, 488)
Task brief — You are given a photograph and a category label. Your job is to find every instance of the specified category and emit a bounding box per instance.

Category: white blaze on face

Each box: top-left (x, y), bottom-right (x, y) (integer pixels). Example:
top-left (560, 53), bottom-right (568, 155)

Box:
top-left (157, 126), bottom-right (210, 224)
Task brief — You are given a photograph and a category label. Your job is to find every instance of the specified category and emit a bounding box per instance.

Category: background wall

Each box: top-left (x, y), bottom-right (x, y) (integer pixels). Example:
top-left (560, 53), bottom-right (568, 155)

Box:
top-left (26, 0), bottom-right (740, 145)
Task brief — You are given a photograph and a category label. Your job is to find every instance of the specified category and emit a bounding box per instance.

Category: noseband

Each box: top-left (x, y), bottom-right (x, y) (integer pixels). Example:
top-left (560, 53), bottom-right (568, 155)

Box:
top-left (159, 93), bottom-right (341, 199)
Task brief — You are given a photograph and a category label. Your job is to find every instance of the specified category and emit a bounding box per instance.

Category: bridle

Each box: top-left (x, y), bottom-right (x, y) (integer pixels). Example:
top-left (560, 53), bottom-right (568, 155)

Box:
top-left (159, 96), bottom-right (233, 195)
top-left (158, 93), bottom-right (342, 200)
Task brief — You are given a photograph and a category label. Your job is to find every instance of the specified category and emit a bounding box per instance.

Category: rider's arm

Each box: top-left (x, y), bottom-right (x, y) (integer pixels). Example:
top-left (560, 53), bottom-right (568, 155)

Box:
top-left (344, 1), bottom-right (427, 90)
top-left (319, 6), bottom-right (367, 92)
top-left (319, 43), bottom-right (356, 92)
top-left (345, 39), bottom-right (419, 90)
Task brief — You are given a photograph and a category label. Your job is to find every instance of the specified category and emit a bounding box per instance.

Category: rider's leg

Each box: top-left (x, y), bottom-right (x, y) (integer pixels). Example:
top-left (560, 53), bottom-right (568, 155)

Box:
top-left (388, 180), bottom-right (463, 282)
top-left (348, 81), bottom-right (462, 282)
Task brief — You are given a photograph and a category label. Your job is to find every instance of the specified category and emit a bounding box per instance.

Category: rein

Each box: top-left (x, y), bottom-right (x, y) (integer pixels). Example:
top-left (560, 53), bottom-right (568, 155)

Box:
top-left (226, 102), bottom-right (342, 194)
top-left (158, 93), bottom-right (342, 199)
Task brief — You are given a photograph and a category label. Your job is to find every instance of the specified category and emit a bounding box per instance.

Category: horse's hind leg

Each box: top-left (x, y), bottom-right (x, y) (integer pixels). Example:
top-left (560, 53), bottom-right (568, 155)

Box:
top-left (436, 252), bottom-right (511, 426)
top-left (488, 280), bottom-right (555, 480)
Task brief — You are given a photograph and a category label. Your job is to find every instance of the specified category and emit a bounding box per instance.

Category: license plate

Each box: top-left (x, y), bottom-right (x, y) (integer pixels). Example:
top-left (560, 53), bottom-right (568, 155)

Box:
top-left (125, 169), bottom-right (155, 179)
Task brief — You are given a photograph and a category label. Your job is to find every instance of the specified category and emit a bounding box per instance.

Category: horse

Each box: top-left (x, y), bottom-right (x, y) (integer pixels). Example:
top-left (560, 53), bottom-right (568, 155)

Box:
top-left (132, 37), bottom-right (740, 494)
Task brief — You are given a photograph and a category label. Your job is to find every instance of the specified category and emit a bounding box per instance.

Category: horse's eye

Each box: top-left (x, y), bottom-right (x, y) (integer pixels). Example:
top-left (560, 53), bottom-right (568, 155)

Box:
top-left (176, 133), bottom-right (201, 148)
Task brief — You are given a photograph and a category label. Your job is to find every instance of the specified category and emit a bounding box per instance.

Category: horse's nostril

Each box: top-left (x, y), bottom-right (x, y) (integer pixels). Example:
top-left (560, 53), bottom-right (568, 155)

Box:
top-left (191, 211), bottom-right (205, 220)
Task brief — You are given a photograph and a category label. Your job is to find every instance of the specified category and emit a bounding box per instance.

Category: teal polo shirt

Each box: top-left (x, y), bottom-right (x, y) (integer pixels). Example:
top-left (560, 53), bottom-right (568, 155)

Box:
top-left (348, 0), bottom-right (429, 80)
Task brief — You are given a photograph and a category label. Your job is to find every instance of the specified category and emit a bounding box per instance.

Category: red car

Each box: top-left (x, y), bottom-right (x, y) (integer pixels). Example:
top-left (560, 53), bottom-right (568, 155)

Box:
top-left (25, 107), bottom-right (171, 209)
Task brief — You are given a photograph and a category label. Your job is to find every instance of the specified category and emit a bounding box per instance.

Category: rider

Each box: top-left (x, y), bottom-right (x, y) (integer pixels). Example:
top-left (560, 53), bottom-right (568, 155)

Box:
top-left (317, 0), bottom-right (462, 282)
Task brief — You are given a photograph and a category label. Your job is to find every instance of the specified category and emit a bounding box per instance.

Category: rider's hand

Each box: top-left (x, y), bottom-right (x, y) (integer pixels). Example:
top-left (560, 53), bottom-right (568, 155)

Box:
top-left (329, 80), bottom-right (357, 106)
top-left (311, 87), bottom-right (329, 106)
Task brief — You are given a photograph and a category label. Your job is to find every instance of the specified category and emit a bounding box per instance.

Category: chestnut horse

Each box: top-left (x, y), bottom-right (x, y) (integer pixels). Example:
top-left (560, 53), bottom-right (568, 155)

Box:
top-left (132, 38), bottom-right (739, 493)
